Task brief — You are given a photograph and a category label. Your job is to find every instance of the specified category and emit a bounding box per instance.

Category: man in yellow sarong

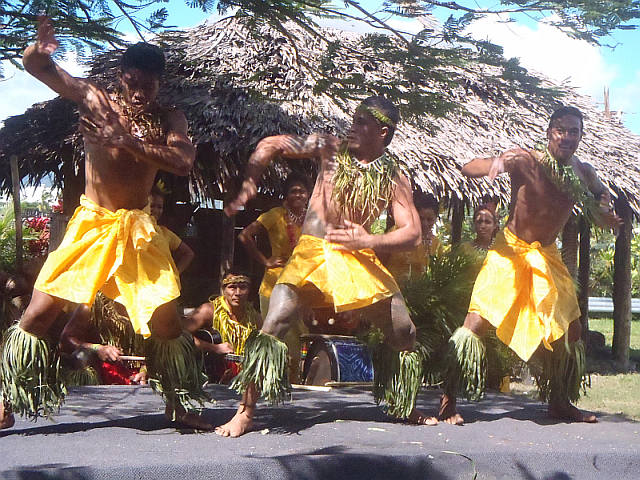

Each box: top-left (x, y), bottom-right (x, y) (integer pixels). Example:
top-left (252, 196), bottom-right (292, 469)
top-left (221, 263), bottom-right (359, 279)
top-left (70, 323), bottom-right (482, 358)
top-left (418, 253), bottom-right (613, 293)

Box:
top-left (1, 16), bottom-right (209, 432)
top-left (216, 96), bottom-right (436, 438)
top-left (439, 106), bottom-right (621, 425)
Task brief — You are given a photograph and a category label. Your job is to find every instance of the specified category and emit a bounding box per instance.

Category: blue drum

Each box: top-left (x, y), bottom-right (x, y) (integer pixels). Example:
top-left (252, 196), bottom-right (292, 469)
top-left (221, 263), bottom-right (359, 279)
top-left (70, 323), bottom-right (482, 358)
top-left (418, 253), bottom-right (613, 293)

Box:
top-left (301, 334), bottom-right (373, 385)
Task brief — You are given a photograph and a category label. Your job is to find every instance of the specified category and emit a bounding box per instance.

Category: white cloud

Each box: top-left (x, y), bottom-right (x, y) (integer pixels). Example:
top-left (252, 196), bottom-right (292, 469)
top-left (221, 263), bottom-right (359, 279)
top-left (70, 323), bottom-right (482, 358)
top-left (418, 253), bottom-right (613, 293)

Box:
top-left (465, 15), bottom-right (617, 102)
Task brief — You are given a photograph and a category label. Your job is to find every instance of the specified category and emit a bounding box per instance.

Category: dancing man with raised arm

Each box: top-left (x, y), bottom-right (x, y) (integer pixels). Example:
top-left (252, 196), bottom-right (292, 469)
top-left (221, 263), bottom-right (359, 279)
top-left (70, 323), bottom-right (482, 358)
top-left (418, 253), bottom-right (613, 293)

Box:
top-left (216, 96), bottom-right (438, 437)
top-left (439, 106), bottom-right (621, 425)
top-left (0, 16), bottom-right (210, 432)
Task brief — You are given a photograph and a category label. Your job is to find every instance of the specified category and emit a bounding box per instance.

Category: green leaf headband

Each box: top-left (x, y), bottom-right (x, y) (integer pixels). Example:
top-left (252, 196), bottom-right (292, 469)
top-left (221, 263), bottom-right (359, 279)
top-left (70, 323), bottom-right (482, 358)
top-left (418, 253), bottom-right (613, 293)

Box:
top-left (357, 104), bottom-right (397, 128)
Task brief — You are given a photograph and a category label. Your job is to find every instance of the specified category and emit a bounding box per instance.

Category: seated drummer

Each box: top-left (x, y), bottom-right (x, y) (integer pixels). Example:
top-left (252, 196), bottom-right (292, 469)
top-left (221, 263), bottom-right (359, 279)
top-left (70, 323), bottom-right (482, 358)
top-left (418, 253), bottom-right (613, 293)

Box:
top-left (59, 292), bottom-right (147, 385)
top-left (183, 269), bottom-right (263, 381)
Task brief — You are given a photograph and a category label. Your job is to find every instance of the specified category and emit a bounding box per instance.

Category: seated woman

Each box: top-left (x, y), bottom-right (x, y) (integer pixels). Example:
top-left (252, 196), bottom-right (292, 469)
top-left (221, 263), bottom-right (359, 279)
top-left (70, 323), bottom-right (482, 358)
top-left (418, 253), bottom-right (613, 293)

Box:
top-left (183, 270), bottom-right (262, 383)
top-left (384, 192), bottom-right (441, 286)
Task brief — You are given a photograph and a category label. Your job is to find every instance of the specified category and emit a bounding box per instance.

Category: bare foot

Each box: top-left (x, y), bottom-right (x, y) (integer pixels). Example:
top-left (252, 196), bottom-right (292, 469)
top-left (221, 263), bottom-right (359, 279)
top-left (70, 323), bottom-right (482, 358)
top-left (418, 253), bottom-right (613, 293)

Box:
top-left (548, 402), bottom-right (597, 423)
top-left (0, 402), bottom-right (15, 431)
top-left (164, 405), bottom-right (213, 430)
top-left (215, 404), bottom-right (255, 437)
top-left (438, 395), bottom-right (464, 425)
top-left (408, 408), bottom-right (438, 426)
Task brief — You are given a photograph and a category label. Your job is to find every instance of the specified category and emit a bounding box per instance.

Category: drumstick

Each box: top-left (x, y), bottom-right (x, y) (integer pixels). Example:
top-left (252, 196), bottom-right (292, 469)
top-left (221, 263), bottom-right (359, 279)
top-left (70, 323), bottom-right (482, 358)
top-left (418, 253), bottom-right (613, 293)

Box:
top-left (291, 384), bottom-right (332, 392)
top-left (225, 353), bottom-right (244, 363)
top-left (117, 354), bottom-right (244, 362)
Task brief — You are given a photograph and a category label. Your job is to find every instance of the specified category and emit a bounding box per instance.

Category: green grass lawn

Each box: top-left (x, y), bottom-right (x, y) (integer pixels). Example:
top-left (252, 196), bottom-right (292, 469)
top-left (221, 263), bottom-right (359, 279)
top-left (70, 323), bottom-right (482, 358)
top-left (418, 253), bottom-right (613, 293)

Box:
top-left (587, 317), bottom-right (640, 365)
top-left (511, 318), bottom-right (640, 421)
top-left (578, 318), bottom-right (640, 421)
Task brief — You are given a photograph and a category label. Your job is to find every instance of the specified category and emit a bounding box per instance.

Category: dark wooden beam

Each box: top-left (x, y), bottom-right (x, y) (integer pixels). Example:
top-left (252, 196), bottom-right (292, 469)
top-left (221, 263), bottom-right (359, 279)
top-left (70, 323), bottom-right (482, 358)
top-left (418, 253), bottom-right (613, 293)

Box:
top-left (612, 194), bottom-right (632, 371)
top-left (450, 196), bottom-right (463, 246)
top-left (578, 215), bottom-right (591, 339)
top-left (561, 214), bottom-right (578, 279)
top-left (10, 155), bottom-right (23, 272)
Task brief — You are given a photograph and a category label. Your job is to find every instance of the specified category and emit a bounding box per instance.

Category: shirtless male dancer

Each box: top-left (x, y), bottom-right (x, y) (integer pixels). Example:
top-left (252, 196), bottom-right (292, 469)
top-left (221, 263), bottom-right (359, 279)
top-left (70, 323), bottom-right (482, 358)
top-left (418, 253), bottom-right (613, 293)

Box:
top-left (216, 96), bottom-right (438, 437)
top-left (1, 16), bottom-right (209, 431)
top-left (439, 106), bottom-right (621, 425)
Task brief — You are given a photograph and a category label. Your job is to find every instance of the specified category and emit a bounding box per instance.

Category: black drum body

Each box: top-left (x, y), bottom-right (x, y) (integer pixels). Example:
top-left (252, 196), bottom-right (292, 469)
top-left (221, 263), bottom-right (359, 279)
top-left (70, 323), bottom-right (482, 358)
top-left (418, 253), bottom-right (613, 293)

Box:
top-left (301, 334), bottom-right (373, 385)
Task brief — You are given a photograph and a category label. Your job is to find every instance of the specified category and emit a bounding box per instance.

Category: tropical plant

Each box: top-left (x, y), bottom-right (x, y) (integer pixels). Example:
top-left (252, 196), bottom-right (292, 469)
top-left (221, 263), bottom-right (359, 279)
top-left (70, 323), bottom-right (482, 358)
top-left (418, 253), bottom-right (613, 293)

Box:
top-left (590, 227), bottom-right (640, 297)
top-left (0, 201), bottom-right (41, 273)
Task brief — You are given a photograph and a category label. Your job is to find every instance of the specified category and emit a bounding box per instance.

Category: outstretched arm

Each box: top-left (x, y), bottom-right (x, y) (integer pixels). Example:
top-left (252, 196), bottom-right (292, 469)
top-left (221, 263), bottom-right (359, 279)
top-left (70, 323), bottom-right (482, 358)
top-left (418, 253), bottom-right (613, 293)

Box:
top-left (462, 148), bottom-right (532, 181)
top-left (59, 304), bottom-right (123, 362)
top-left (224, 134), bottom-right (338, 216)
top-left (27, 18), bottom-right (195, 176)
top-left (22, 16), bottom-right (94, 104)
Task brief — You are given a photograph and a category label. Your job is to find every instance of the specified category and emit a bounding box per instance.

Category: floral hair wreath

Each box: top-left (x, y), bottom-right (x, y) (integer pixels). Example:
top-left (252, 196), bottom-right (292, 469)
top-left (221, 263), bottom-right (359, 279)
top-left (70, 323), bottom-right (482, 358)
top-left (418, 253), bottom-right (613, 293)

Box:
top-left (222, 275), bottom-right (251, 286)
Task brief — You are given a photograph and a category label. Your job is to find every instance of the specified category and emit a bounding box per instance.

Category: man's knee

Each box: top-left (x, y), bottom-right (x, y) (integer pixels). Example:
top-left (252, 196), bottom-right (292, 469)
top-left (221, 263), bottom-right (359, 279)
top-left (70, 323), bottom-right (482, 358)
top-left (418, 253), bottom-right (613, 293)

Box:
top-left (261, 313), bottom-right (295, 339)
top-left (149, 300), bottom-right (182, 339)
top-left (19, 289), bottom-right (67, 336)
top-left (261, 284), bottom-right (301, 339)
top-left (398, 321), bottom-right (416, 351)
top-left (463, 312), bottom-right (490, 337)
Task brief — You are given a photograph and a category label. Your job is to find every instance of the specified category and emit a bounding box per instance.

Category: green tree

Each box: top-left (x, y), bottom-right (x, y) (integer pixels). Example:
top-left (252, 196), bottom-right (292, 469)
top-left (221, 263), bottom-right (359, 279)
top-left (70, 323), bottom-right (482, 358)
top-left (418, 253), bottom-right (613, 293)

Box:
top-left (0, 201), bottom-right (40, 273)
top-left (0, 0), bottom-right (216, 75)
top-left (590, 227), bottom-right (640, 297)
top-left (3, 1), bottom-right (639, 72)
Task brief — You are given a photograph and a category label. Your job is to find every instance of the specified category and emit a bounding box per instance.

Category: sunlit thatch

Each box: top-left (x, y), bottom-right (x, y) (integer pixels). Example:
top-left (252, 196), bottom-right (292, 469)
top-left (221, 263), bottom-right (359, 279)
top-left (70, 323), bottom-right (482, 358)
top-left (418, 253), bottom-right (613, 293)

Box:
top-left (1, 17), bottom-right (639, 215)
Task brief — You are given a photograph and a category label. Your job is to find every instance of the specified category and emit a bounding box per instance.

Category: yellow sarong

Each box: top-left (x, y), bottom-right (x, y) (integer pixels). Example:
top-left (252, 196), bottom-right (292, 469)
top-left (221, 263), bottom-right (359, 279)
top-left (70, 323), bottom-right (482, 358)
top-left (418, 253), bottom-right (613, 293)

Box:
top-left (276, 234), bottom-right (399, 312)
top-left (469, 228), bottom-right (580, 362)
top-left (35, 195), bottom-right (180, 337)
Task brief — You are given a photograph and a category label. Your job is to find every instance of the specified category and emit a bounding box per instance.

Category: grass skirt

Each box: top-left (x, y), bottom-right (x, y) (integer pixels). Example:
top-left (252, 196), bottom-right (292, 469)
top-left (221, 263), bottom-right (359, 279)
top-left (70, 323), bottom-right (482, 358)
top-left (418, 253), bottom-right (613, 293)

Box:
top-left (530, 338), bottom-right (589, 404)
top-left (144, 331), bottom-right (209, 418)
top-left (1, 324), bottom-right (66, 419)
top-left (442, 326), bottom-right (487, 402)
top-left (372, 342), bottom-right (424, 419)
top-left (63, 366), bottom-right (101, 386)
top-left (230, 330), bottom-right (291, 405)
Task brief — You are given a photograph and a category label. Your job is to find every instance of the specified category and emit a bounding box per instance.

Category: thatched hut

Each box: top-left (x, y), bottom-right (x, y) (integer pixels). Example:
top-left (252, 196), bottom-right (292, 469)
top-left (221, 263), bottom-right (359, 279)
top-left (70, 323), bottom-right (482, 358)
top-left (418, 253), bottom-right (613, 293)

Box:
top-left (1, 17), bottom-right (639, 365)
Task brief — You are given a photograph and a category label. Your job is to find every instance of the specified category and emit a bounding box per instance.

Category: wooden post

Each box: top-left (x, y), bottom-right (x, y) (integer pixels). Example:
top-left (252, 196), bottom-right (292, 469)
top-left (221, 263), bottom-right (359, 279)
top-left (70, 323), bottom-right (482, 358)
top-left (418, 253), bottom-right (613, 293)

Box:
top-left (612, 195), bottom-right (632, 371)
top-left (450, 196), bottom-right (463, 246)
top-left (219, 213), bottom-right (236, 282)
top-left (220, 178), bottom-right (241, 283)
top-left (561, 213), bottom-right (578, 279)
top-left (10, 155), bottom-right (23, 272)
top-left (60, 144), bottom-right (84, 214)
top-left (578, 215), bottom-right (591, 339)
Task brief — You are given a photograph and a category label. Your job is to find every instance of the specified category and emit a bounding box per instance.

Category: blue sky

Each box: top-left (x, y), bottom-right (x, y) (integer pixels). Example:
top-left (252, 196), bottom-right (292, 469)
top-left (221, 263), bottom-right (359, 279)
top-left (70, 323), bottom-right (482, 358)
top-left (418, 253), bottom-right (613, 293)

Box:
top-left (1, 1), bottom-right (638, 135)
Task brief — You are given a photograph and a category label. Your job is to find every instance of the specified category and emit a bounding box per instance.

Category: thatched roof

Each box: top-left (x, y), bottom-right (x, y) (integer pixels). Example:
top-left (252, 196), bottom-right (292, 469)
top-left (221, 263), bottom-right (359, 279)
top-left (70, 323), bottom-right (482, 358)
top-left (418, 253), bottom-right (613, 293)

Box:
top-left (2, 17), bottom-right (640, 216)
